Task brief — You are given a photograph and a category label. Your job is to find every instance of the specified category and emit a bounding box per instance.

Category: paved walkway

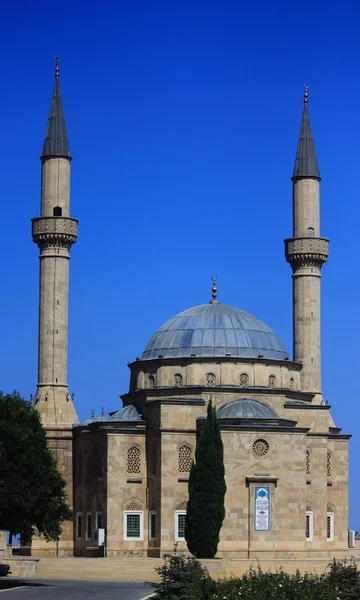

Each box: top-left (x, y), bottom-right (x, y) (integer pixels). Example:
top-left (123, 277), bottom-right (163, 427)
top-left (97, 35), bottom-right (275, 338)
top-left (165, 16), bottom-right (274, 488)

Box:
top-left (0, 579), bottom-right (154, 600)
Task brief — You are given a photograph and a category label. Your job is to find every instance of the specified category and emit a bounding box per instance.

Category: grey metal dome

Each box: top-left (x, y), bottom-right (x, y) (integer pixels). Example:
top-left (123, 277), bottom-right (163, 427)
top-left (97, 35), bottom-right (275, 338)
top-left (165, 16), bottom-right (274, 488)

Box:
top-left (142, 303), bottom-right (289, 361)
top-left (217, 399), bottom-right (279, 420)
top-left (109, 405), bottom-right (143, 422)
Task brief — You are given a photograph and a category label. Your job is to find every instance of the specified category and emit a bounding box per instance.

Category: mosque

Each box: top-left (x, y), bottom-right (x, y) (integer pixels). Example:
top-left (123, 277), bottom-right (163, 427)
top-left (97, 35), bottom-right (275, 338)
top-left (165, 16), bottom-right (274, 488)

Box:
top-left (30, 61), bottom-right (351, 558)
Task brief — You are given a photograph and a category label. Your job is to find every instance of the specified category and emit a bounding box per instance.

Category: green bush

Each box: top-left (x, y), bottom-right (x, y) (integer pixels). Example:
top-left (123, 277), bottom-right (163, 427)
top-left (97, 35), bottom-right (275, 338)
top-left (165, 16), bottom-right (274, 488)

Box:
top-left (148, 550), bottom-right (358, 600)
top-left (149, 547), bottom-right (214, 600)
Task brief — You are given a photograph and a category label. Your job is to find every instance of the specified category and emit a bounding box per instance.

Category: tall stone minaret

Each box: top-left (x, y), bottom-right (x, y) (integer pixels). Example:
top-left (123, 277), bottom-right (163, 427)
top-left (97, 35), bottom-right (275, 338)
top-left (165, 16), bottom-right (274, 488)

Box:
top-left (32, 59), bottom-right (79, 428)
top-left (285, 87), bottom-right (329, 397)
top-left (31, 60), bottom-right (78, 555)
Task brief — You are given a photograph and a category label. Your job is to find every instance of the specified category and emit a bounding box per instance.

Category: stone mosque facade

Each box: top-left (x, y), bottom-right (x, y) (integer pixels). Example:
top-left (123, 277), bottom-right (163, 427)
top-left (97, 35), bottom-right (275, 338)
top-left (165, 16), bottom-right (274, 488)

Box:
top-left (30, 64), bottom-right (351, 559)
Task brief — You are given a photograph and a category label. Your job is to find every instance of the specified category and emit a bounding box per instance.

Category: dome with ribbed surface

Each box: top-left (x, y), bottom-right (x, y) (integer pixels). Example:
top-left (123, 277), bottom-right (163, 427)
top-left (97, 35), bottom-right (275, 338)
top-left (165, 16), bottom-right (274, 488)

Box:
top-left (141, 303), bottom-right (289, 361)
top-left (217, 399), bottom-right (279, 420)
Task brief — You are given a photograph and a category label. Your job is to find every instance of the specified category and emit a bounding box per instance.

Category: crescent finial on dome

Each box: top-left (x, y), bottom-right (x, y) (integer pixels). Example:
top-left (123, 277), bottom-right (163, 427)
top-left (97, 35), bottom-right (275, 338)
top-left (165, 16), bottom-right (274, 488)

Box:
top-left (210, 275), bottom-right (218, 304)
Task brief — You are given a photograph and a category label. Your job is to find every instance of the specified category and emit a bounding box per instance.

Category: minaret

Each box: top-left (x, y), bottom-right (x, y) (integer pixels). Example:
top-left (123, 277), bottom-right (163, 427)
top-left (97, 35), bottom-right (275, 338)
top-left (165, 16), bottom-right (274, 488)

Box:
top-left (32, 59), bottom-right (79, 427)
top-left (285, 87), bottom-right (329, 396)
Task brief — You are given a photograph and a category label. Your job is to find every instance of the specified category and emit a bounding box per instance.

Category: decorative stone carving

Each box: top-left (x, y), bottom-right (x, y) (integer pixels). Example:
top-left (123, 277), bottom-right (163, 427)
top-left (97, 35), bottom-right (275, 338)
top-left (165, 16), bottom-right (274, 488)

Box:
top-left (252, 439), bottom-right (269, 457)
top-left (127, 446), bottom-right (141, 474)
top-left (268, 374), bottom-right (276, 388)
top-left (285, 237), bottom-right (329, 270)
top-left (32, 216), bottom-right (78, 249)
top-left (327, 450), bottom-right (332, 478)
top-left (206, 373), bottom-right (216, 387)
top-left (175, 499), bottom-right (188, 511)
top-left (125, 500), bottom-right (142, 511)
top-left (178, 445), bottom-right (192, 473)
top-left (174, 373), bottom-right (183, 387)
top-left (239, 372), bottom-right (249, 387)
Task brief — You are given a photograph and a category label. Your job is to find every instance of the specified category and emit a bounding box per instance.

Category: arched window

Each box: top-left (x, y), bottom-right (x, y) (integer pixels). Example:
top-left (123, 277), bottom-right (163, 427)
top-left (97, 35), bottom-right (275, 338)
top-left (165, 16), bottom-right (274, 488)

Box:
top-left (268, 374), bottom-right (276, 388)
top-left (206, 373), bottom-right (216, 387)
top-left (53, 206), bottom-right (62, 216)
top-left (174, 499), bottom-right (188, 541)
top-left (307, 227), bottom-right (315, 237)
top-left (124, 499), bottom-right (143, 541)
top-left (327, 504), bottom-right (335, 541)
top-left (127, 446), bottom-right (141, 474)
top-left (174, 373), bottom-right (183, 387)
top-left (239, 372), bottom-right (249, 387)
top-left (289, 377), bottom-right (294, 389)
top-left (148, 375), bottom-right (155, 389)
top-left (306, 449), bottom-right (311, 476)
top-left (327, 450), bottom-right (332, 478)
top-left (178, 445), bottom-right (192, 473)
top-left (306, 503), bottom-right (313, 541)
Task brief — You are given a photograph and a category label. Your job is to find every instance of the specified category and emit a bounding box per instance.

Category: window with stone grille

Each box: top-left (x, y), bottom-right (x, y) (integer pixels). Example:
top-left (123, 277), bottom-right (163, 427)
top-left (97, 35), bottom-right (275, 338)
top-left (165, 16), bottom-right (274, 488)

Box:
top-left (327, 451), bottom-right (332, 478)
top-left (174, 373), bottom-right (183, 387)
top-left (239, 372), bottom-right (249, 387)
top-left (127, 446), bottom-right (141, 474)
top-left (252, 439), bottom-right (269, 457)
top-left (268, 374), bottom-right (276, 388)
top-left (306, 449), bottom-right (311, 476)
top-left (306, 507), bottom-right (313, 541)
top-left (124, 511), bottom-right (143, 540)
top-left (327, 511), bottom-right (334, 541)
top-left (148, 375), bottom-right (155, 388)
top-left (178, 445), bottom-right (192, 472)
top-left (175, 511), bottom-right (186, 540)
top-left (206, 373), bottom-right (216, 387)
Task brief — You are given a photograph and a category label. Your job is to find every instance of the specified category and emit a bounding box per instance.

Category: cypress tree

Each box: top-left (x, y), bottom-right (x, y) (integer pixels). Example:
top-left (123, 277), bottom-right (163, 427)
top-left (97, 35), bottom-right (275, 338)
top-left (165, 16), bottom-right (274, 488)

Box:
top-left (185, 398), bottom-right (226, 558)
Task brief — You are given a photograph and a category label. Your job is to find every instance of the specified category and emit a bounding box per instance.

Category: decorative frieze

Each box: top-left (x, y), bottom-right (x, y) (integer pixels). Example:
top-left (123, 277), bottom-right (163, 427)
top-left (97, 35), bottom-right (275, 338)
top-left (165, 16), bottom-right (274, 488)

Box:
top-left (32, 216), bottom-right (78, 249)
top-left (284, 237), bottom-right (329, 270)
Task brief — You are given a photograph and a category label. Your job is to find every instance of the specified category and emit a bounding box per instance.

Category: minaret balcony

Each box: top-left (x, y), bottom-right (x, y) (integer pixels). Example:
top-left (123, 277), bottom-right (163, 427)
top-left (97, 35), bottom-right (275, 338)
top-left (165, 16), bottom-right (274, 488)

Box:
top-left (285, 237), bottom-right (329, 270)
top-left (32, 216), bottom-right (78, 250)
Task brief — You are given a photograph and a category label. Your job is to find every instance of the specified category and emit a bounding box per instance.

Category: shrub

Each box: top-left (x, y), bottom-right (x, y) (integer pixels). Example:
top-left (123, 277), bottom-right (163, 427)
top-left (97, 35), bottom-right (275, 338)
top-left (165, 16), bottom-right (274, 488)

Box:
top-left (148, 550), bottom-right (358, 600)
top-left (328, 557), bottom-right (360, 600)
top-left (149, 546), bottom-right (214, 600)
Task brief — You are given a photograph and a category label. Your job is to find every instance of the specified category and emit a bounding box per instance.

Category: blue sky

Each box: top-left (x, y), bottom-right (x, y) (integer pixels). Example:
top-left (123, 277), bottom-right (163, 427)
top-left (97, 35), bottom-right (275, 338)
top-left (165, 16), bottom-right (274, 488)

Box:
top-left (1, 0), bottom-right (359, 528)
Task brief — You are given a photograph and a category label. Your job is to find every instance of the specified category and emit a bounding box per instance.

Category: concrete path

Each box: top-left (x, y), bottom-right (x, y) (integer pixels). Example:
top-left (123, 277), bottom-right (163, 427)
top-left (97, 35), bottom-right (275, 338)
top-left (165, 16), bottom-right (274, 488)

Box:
top-left (0, 579), bottom-right (155, 600)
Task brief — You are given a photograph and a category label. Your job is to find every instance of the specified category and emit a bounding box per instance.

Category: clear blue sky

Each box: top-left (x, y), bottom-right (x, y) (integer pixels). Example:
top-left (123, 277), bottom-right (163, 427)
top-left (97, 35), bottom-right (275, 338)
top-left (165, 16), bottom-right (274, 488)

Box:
top-left (1, 0), bottom-right (359, 528)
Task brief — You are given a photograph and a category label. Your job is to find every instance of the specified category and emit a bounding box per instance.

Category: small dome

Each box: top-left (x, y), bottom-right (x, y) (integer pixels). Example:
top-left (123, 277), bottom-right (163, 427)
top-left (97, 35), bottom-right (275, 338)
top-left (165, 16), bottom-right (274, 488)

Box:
top-left (142, 303), bottom-right (289, 361)
top-left (217, 398), bottom-right (279, 420)
top-left (109, 405), bottom-right (143, 422)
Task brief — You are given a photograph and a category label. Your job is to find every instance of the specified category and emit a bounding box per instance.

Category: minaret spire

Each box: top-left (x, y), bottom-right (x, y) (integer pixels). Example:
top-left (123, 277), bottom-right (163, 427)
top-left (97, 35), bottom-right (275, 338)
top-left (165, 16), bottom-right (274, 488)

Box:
top-left (285, 88), bottom-right (329, 398)
top-left (41, 57), bottom-right (71, 159)
top-left (292, 85), bottom-right (320, 180)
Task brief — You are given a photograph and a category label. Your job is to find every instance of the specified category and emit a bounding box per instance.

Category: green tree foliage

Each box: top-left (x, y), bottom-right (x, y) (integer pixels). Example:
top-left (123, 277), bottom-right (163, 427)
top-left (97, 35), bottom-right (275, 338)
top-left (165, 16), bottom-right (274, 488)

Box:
top-left (0, 391), bottom-right (72, 541)
top-left (185, 399), bottom-right (226, 558)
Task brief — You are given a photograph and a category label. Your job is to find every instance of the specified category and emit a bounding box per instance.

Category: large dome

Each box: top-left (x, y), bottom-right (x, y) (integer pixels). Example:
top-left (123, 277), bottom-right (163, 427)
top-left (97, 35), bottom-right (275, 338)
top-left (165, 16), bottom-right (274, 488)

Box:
top-left (141, 303), bottom-right (289, 361)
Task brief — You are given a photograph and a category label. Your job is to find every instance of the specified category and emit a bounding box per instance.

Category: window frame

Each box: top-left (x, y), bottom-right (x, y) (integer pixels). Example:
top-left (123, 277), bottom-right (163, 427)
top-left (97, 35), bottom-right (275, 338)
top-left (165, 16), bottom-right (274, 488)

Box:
top-left (76, 513), bottom-right (82, 540)
top-left (149, 511), bottom-right (156, 540)
top-left (306, 511), bottom-right (313, 541)
top-left (96, 511), bottom-right (103, 530)
top-left (124, 510), bottom-right (144, 541)
top-left (86, 512), bottom-right (92, 540)
top-left (327, 512), bottom-right (334, 541)
top-left (175, 510), bottom-right (187, 541)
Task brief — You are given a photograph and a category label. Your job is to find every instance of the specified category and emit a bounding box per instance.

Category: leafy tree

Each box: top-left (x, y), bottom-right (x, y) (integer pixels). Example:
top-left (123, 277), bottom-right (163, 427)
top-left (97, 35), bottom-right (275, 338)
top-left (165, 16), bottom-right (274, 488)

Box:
top-left (0, 391), bottom-right (72, 541)
top-left (185, 398), bottom-right (226, 558)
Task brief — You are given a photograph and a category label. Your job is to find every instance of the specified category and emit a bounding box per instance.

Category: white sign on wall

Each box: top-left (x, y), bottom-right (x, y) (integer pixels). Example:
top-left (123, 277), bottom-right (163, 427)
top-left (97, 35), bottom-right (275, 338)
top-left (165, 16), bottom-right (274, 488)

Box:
top-left (254, 486), bottom-right (270, 531)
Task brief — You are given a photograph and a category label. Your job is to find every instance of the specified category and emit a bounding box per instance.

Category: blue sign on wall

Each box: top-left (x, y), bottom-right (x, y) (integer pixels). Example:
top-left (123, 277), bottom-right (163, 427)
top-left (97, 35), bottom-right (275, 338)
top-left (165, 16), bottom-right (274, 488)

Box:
top-left (254, 486), bottom-right (270, 531)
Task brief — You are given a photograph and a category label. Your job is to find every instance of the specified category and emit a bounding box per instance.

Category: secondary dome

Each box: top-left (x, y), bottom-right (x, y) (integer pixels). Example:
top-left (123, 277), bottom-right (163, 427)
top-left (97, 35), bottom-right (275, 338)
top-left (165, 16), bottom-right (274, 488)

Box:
top-left (141, 303), bottom-right (289, 361)
top-left (217, 398), bottom-right (279, 420)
